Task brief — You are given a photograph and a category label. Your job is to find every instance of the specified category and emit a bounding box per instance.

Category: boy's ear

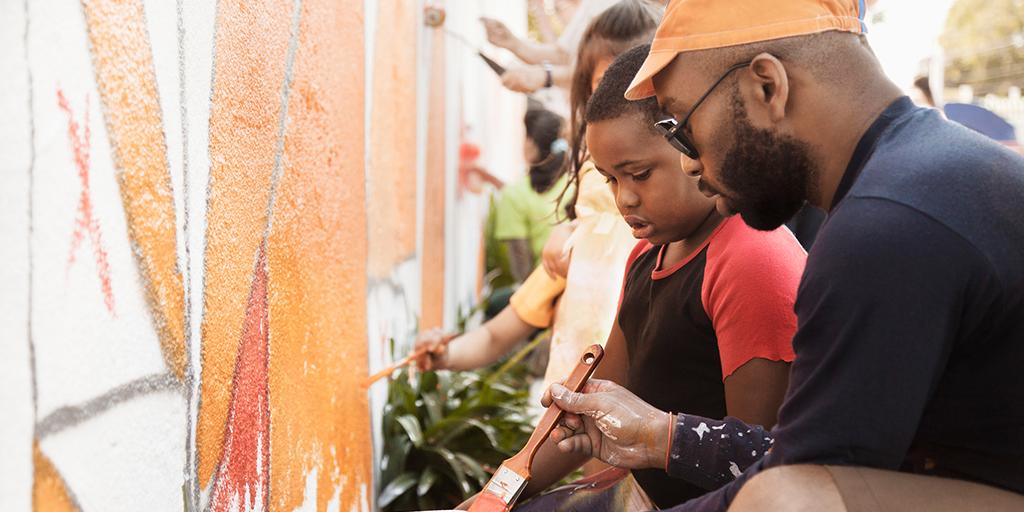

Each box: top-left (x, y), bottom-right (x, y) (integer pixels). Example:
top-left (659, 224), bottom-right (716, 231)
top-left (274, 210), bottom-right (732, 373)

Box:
top-left (743, 53), bottom-right (789, 124)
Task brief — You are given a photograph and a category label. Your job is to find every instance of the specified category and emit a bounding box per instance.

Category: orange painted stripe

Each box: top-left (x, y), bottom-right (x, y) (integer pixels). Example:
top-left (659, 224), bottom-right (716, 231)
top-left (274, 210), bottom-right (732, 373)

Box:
top-left (81, 0), bottom-right (185, 380)
top-left (197, 0), bottom-right (295, 487)
top-left (421, 14), bottom-right (447, 330)
top-left (366, 0), bottom-right (419, 279)
top-left (33, 442), bottom-right (77, 511)
top-left (265, 0), bottom-right (371, 508)
top-left (210, 246), bottom-right (270, 511)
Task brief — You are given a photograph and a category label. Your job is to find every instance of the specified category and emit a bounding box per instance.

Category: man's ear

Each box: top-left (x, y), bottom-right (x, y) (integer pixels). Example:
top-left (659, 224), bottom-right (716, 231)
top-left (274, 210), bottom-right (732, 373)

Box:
top-left (742, 52), bottom-right (789, 123)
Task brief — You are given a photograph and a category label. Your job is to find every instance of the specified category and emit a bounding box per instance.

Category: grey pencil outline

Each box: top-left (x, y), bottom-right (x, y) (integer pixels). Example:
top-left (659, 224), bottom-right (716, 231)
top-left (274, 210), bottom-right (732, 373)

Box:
top-left (36, 372), bottom-right (183, 439)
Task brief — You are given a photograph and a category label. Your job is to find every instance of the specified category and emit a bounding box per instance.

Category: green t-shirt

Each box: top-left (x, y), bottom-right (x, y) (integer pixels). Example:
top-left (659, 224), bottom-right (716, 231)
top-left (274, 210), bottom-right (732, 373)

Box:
top-left (493, 173), bottom-right (572, 261)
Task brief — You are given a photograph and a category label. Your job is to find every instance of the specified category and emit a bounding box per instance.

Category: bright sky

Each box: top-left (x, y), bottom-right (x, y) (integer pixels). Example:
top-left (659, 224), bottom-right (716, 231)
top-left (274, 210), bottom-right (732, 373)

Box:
top-left (866, 0), bottom-right (957, 90)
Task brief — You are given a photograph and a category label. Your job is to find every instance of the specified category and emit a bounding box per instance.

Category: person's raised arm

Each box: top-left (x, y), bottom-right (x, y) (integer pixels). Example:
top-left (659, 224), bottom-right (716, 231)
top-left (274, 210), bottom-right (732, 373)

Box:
top-left (414, 306), bottom-right (535, 372)
top-left (481, 17), bottom-right (570, 65)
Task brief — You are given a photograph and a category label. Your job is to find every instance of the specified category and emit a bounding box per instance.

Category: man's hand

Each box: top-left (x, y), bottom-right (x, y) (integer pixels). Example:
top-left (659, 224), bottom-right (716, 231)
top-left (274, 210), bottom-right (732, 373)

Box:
top-left (413, 328), bottom-right (452, 371)
top-left (542, 223), bottom-right (575, 279)
top-left (480, 17), bottom-right (519, 51)
top-left (543, 379), bottom-right (671, 470)
top-left (501, 66), bottom-right (547, 93)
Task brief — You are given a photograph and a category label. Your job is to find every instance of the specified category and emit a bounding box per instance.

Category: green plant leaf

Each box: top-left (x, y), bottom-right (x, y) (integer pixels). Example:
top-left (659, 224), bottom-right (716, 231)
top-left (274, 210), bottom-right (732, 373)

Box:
top-left (396, 414), bottom-right (425, 447)
top-left (421, 391), bottom-right (444, 427)
top-left (427, 447), bottom-right (473, 496)
top-left (378, 472), bottom-right (417, 509)
top-left (455, 453), bottom-right (491, 486)
top-left (417, 467), bottom-right (440, 497)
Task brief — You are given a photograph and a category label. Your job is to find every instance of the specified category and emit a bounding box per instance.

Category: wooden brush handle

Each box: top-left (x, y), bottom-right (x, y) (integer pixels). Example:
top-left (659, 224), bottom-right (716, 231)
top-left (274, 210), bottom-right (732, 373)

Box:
top-left (507, 344), bottom-right (604, 475)
top-left (361, 333), bottom-right (458, 387)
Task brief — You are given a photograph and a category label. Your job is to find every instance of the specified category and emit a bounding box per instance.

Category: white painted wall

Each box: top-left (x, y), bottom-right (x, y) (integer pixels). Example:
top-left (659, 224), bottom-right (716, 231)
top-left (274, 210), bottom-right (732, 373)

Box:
top-left (0, 1), bottom-right (35, 509)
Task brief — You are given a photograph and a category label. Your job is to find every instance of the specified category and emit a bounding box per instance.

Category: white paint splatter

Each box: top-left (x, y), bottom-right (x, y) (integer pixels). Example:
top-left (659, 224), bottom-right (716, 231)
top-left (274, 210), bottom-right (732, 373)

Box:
top-left (751, 450), bottom-right (757, 457)
top-left (712, 424), bottom-right (726, 430)
top-left (292, 467), bottom-right (319, 512)
top-left (729, 462), bottom-right (742, 478)
top-left (691, 422), bottom-right (710, 440)
top-left (325, 483), bottom-right (341, 512)
top-left (592, 411), bottom-right (621, 441)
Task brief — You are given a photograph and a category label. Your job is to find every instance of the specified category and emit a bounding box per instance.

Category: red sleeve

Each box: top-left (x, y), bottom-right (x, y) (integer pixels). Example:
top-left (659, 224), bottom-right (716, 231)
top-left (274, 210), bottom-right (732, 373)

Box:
top-left (701, 218), bottom-right (805, 379)
top-left (617, 240), bottom-right (654, 314)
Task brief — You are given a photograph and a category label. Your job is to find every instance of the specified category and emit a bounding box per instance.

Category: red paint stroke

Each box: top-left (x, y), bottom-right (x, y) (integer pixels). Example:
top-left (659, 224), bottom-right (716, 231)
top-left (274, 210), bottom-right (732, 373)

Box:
top-left (211, 245), bottom-right (271, 511)
top-left (58, 88), bottom-right (116, 315)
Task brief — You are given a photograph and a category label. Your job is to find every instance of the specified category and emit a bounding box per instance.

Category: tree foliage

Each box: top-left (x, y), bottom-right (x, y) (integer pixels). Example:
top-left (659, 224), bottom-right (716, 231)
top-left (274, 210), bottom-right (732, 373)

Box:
top-left (941, 0), bottom-right (1024, 95)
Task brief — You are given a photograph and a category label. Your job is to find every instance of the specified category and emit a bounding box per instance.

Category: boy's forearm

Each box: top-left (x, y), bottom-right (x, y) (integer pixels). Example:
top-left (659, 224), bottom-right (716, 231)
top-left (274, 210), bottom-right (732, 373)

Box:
top-left (521, 437), bottom-right (589, 498)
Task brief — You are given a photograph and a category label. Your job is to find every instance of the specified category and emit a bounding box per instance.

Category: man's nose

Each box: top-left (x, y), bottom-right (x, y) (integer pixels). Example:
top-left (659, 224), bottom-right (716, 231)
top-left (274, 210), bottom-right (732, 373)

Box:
top-left (681, 154), bottom-right (703, 177)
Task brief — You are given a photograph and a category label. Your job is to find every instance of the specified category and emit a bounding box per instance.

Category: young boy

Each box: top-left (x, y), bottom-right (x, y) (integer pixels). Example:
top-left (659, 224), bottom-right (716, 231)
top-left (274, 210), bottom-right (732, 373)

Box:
top-left (511, 44), bottom-right (807, 510)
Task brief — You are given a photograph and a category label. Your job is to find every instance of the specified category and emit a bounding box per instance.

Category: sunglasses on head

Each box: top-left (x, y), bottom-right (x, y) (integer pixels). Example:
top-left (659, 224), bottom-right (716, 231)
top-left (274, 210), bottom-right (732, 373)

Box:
top-left (654, 61), bottom-right (751, 159)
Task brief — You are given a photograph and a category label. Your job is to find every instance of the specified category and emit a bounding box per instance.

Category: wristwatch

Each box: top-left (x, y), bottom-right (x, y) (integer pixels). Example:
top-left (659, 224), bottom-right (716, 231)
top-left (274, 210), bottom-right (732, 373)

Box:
top-left (543, 62), bottom-right (553, 88)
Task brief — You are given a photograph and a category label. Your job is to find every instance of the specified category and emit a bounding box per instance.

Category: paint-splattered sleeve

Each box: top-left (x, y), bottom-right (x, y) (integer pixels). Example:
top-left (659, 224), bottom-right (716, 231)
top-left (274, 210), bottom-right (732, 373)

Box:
top-left (666, 414), bottom-right (772, 490)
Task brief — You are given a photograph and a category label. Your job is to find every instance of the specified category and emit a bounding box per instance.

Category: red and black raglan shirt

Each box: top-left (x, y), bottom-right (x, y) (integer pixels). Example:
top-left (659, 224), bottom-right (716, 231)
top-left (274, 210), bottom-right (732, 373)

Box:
top-left (617, 215), bottom-right (806, 508)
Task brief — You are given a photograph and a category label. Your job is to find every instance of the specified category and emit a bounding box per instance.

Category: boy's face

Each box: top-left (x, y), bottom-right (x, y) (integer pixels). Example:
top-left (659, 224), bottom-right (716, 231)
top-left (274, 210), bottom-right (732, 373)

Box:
top-left (587, 113), bottom-right (717, 245)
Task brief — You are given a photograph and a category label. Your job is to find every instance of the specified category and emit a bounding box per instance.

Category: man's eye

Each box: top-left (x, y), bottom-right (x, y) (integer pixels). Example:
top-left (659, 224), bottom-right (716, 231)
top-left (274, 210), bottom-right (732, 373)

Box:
top-left (632, 168), bottom-right (652, 181)
top-left (603, 175), bottom-right (616, 184)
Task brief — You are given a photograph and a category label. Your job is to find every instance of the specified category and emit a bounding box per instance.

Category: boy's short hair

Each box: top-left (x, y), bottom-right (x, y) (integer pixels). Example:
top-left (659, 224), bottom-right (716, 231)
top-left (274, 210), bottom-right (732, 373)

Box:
top-left (585, 44), bottom-right (666, 130)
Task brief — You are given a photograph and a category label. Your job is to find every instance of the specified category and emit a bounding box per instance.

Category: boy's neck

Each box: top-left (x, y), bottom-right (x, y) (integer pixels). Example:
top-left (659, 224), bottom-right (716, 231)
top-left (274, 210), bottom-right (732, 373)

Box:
top-left (660, 209), bottom-right (724, 269)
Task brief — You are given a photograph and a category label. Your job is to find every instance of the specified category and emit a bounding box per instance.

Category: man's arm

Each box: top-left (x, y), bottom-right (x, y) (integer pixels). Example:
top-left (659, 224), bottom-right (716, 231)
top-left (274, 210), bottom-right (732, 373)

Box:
top-left (668, 198), bottom-right (990, 511)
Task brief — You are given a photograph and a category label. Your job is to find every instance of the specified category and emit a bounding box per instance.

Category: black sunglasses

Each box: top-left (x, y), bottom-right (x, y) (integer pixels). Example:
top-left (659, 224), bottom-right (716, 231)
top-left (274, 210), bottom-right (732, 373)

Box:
top-left (655, 61), bottom-right (752, 159)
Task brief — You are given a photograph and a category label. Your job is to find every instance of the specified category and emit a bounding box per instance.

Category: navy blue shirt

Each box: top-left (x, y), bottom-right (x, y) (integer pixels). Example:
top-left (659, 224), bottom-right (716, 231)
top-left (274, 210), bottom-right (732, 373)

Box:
top-left (668, 97), bottom-right (1024, 511)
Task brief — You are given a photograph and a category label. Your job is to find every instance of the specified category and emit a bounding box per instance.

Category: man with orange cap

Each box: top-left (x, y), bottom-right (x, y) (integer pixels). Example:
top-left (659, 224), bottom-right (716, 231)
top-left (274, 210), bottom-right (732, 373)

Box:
top-left (543, 0), bottom-right (1024, 509)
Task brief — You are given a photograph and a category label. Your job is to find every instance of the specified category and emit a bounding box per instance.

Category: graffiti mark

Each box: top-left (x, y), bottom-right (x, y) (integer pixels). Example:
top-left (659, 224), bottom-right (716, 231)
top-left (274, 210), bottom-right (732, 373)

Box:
top-left (210, 246), bottom-right (270, 512)
top-left (58, 88), bottom-right (116, 315)
top-left (35, 372), bottom-right (181, 439)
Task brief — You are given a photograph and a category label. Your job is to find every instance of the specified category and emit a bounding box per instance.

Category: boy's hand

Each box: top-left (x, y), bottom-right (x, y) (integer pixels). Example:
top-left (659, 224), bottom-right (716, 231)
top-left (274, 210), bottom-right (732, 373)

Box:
top-left (413, 328), bottom-right (452, 371)
top-left (543, 379), bottom-right (671, 470)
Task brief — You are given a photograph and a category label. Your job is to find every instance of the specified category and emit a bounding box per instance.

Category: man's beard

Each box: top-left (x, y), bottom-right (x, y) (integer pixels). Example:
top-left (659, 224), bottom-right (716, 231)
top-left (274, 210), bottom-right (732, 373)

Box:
top-left (718, 92), bottom-right (818, 231)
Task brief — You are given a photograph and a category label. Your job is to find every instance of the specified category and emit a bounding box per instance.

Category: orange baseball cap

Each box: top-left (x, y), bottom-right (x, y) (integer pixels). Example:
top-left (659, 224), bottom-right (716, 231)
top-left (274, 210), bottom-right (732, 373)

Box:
top-left (625, 0), bottom-right (867, 100)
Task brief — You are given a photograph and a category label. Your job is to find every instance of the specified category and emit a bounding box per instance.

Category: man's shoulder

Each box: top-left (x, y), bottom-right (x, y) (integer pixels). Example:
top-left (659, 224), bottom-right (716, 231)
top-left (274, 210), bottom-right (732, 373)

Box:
top-left (843, 109), bottom-right (1024, 269)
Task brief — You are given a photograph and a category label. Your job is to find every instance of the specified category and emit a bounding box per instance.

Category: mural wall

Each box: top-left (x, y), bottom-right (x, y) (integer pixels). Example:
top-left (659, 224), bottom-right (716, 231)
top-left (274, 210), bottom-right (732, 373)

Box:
top-left (0, 0), bottom-right (380, 509)
top-left (2, 0), bottom-right (528, 510)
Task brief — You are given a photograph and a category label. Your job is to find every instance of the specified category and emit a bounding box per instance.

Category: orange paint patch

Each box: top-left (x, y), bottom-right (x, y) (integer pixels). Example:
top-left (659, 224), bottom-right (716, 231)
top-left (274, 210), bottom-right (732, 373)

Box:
top-left (33, 442), bottom-right (77, 511)
top-left (197, 0), bottom-right (295, 486)
top-left (81, 0), bottom-right (185, 379)
top-left (421, 18), bottom-right (447, 330)
top-left (265, 0), bottom-right (371, 508)
top-left (366, 0), bottom-right (418, 279)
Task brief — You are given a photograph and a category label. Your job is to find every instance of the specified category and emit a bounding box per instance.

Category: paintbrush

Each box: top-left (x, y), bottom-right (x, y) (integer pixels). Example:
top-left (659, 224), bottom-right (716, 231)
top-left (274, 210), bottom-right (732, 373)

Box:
top-left (362, 333), bottom-right (458, 388)
top-left (469, 344), bottom-right (605, 512)
top-left (443, 28), bottom-right (507, 76)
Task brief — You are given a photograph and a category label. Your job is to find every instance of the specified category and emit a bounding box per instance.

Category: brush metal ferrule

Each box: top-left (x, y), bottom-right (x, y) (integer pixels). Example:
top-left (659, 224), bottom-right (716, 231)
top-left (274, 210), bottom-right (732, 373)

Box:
top-left (483, 466), bottom-right (527, 505)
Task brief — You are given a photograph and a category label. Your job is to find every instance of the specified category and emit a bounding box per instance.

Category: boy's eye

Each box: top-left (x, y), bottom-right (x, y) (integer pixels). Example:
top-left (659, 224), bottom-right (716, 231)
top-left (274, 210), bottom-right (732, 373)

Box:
top-left (603, 174), bottom-right (616, 184)
top-left (632, 168), bottom-right (652, 181)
